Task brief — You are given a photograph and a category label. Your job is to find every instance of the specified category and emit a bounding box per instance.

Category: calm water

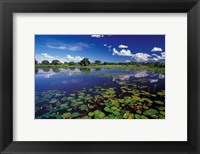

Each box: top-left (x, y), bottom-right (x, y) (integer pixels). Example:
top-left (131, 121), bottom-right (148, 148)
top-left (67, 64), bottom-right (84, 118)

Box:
top-left (35, 68), bottom-right (165, 93)
top-left (35, 68), bottom-right (165, 119)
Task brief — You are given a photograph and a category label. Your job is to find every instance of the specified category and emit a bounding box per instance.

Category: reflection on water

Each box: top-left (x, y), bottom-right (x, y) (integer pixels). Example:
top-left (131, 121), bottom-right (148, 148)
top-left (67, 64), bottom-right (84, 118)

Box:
top-left (35, 68), bottom-right (165, 119)
top-left (36, 68), bottom-right (164, 95)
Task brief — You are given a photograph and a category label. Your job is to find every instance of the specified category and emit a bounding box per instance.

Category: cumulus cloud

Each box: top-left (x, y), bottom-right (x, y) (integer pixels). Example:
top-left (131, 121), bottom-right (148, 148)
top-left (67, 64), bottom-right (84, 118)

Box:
top-left (41, 53), bottom-right (55, 59)
top-left (119, 44), bottom-right (128, 48)
top-left (112, 48), bottom-right (151, 62)
top-left (66, 54), bottom-right (84, 62)
top-left (91, 35), bottom-right (104, 38)
top-left (40, 53), bottom-right (67, 63)
top-left (47, 42), bottom-right (89, 51)
top-left (112, 48), bottom-right (133, 56)
top-left (125, 60), bottom-right (131, 63)
top-left (132, 53), bottom-right (151, 62)
top-left (151, 52), bottom-right (165, 61)
top-left (151, 47), bottom-right (163, 52)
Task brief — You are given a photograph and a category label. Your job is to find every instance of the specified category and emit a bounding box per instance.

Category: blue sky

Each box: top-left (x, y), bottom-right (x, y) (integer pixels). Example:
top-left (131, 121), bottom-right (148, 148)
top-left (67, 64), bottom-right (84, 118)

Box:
top-left (35, 35), bottom-right (165, 63)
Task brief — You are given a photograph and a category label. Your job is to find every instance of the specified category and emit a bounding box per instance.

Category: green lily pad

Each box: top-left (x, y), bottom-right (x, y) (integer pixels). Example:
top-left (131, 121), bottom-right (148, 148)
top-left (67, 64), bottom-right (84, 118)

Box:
top-left (71, 112), bottom-right (80, 117)
top-left (123, 111), bottom-right (134, 119)
top-left (80, 104), bottom-right (89, 111)
top-left (143, 109), bottom-right (158, 116)
top-left (82, 116), bottom-right (91, 119)
top-left (60, 103), bottom-right (69, 109)
top-left (155, 100), bottom-right (164, 105)
top-left (158, 106), bottom-right (165, 111)
top-left (49, 99), bottom-right (58, 104)
top-left (67, 108), bottom-right (72, 112)
top-left (93, 110), bottom-right (106, 119)
top-left (158, 114), bottom-right (165, 119)
top-left (104, 106), bottom-right (111, 112)
top-left (136, 110), bottom-right (142, 114)
top-left (159, 111), bottom-right (165, 116)
top-left (140, 115), bottom-right (148, 119)
top-left (135, 114), bottom-right (140, 119)
top-left (140, 97), bottom-right (153, 103)
top-left (88, 112), bottom-right (94, 117)
top-left (62, 113), bottom-right (71, 119)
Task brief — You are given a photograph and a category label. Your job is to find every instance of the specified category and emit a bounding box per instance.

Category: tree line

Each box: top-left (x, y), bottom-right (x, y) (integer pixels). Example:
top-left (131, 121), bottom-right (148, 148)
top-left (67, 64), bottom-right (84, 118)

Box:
top-left (35, 58), bottom-right (164, 67)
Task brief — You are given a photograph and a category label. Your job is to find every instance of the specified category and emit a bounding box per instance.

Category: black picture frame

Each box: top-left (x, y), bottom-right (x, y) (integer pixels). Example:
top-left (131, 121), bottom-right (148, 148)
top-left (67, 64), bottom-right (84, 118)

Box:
top-left (0, 0), bottom-right (200, 154)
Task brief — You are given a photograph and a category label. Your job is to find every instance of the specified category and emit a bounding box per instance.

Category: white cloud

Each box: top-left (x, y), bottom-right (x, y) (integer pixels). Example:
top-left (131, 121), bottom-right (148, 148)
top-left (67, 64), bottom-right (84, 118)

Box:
top-left (151, 52), bottom-right (165, 61)
top-left (66, 54), bottom-right (84, 62)
top-left (91, 35), bottom-right (104, 38)
top-left (41, 53), bottom-right (55, 59)
top-left (47, 42), bottom-right (89, 51)
top-left (132, 53), bottom-right (151, 62)
top-left (112, 48), bottom-right (151, 62)
top-left (112, 48), bottom-right (133, 56)
top-left (104, 44), bottom-right (112, 51)
top-left (151, 47), bottom-right (163, 52)
top-left (119, 44), bottom-right (128, 48)
top-left (125, 60), bottom-right (131, 63)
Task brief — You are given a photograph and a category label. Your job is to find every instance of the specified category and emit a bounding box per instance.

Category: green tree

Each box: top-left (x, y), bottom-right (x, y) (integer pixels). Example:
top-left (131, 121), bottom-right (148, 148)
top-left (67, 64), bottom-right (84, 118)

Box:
top-left (52, 60), bottom-right (61, 65)
top-left (79, 58), bottom-right (90, 66)
top-left (69, 61), bottom-right (75, 66)
top-left (94, 60), bottom-right (102, 65)
top-left (41, 60), bottom-right (49, 65)
top-left (35, 59), bottom-right (38, 64)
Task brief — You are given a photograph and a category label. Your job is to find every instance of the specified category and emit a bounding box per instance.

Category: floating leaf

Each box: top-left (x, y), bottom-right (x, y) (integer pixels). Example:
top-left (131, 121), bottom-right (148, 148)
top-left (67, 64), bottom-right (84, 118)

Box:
top-left (158, 114), bottom-right (165, 119)
top-left (88, 112), bottom-right (94, 117)
top-left (140, 98), bottom-right (153, 103)
top-left (62, 113), bottom-right (71, 119)
top-left (60, 103), bottom-right (69, 109)
top-left (123, 111), bottom-right (134, 119)
top-left (155, 100), bottom-right (164, 105)
top-left (159, 111), bottom-right (165, 116)
top-left (71, 112), bottom-right (80, 117)
top-left (140, 115), bottom-right (148, 119)
top-left (158, 106), bottom-right (165, 111)
top-left (93, 110), bottom-right (105, 119)
top-left (135, 114), bottom-right (140, 119)
top-left (49, 99), bottom-right (58, 104)
top-left (80, 104), bottom-right (89, 111)
top-left (143, 109), bottom-right (158, 116)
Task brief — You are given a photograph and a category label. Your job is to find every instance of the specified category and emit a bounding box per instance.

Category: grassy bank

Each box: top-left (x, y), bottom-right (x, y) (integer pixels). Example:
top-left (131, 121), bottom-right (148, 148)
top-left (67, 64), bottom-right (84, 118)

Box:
top-left (36, 64), bottom-right (165, 74)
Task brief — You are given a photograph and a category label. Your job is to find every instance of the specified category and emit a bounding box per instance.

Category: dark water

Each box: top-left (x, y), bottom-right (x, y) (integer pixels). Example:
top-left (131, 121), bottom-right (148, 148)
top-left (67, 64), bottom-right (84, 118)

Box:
top-left (35, 68), bottom-right (165, 93)
top-left (35, 68), bottom-right (165, 119)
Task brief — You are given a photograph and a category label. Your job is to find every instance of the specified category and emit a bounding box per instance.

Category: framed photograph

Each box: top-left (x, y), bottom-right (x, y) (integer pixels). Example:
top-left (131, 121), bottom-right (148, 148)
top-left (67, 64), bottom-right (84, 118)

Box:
top-left (0, 0), bottom-right (200, 153)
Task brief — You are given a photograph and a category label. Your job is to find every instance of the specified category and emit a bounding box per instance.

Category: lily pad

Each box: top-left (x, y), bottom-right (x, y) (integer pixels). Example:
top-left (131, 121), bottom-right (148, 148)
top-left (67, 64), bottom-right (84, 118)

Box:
top-left (60, 103), bottom-right (69, 109)
top-left (158, 106), bottom-right (165, 111)
top-left (62, 113), bottom-right (71, 119)
top-left (155, 100), bottom-right (164, 105)
top-left (49, 99), bottom-right (58, 104)
top-left (159, 111), bottom-right (165, 116)
top-left (80, 104), bottom-right (89, 111)
top-left (158, 114), bottom-right (165, 119)
top-left (93, 110), bottom-right (106, 119)
top-left (135, 114), bottom-right (140, 119)
top-left (143, 109), bottom-right (158, 116)
top-left (123, 111), bottom-right (134, 119)
top-left (71, 112), bottom-right (80, 118)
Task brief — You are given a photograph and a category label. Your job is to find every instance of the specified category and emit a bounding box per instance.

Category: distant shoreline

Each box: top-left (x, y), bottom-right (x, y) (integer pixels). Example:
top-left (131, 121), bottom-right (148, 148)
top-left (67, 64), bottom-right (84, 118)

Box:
top-left (35, 64), bottom-right (165, 74)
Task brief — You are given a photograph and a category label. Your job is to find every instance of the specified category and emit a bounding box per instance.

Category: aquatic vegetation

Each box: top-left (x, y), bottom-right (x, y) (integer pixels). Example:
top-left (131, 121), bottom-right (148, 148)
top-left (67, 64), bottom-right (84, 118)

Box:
top-left (35, 68), bottom-right (165, 119)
